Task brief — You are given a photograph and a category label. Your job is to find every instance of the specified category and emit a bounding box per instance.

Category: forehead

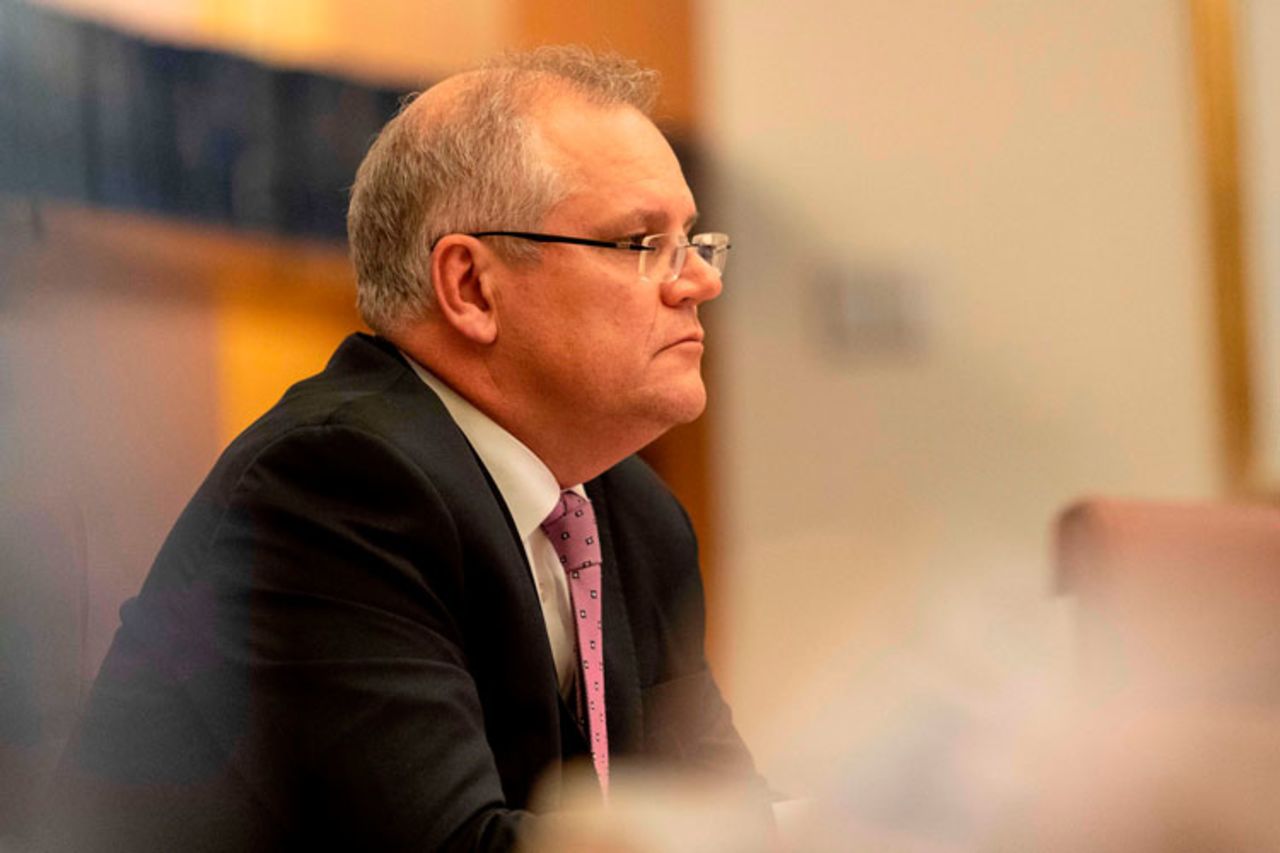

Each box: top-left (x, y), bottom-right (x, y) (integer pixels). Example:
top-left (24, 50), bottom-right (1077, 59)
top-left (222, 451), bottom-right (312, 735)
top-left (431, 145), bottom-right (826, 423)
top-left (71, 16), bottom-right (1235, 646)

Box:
top-left (531, 95), bottom-right (696, 230)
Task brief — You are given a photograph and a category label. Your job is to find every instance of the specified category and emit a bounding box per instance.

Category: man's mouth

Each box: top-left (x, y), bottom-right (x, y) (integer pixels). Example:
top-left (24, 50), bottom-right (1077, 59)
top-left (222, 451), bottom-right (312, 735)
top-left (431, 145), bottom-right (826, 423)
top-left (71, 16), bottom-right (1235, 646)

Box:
top-left (663, 331), bottom-right (704, 350)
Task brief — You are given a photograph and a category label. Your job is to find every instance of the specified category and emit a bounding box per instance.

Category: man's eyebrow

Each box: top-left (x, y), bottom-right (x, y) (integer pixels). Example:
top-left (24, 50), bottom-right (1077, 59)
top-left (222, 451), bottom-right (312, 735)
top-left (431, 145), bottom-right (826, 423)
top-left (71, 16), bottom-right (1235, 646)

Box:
top-left (597, 208), bottom-right (701, 236)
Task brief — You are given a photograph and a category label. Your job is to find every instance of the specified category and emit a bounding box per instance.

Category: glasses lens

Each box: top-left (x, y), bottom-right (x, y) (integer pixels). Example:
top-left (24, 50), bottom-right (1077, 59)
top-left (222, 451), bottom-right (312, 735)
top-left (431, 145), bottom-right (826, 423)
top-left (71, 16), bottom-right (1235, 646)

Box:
top-left (691, 233), bottom-right (730, 276)
top-left (639, 233), bottom-right (731, 281)
top-left (640, 233), bottom-right (683, 283)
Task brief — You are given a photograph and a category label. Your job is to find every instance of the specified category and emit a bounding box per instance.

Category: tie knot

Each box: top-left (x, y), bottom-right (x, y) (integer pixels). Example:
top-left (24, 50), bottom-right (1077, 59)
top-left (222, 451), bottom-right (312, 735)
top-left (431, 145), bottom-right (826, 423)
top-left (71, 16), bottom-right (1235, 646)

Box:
top-left (541, 490), bottom-right (601, 572)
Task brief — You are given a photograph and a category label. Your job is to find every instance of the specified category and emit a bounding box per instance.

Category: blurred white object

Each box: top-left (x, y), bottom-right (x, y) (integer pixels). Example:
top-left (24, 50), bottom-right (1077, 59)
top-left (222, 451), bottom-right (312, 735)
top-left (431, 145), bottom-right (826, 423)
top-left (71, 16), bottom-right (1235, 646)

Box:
top-left (524, 766), bottom-right (777, 853)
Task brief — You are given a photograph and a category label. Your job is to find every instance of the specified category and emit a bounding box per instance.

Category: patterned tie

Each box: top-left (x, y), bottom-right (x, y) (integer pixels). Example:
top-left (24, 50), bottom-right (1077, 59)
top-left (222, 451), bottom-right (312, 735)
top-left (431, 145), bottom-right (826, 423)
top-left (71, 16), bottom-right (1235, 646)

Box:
top-left (541, 490), bottom-right (609, 796)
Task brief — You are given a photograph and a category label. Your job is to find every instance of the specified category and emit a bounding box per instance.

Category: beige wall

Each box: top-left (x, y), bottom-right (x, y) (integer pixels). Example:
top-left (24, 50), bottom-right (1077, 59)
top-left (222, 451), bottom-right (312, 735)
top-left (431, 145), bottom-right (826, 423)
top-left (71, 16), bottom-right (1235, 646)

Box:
top-left (701, 0), bottom-right (1220, 791)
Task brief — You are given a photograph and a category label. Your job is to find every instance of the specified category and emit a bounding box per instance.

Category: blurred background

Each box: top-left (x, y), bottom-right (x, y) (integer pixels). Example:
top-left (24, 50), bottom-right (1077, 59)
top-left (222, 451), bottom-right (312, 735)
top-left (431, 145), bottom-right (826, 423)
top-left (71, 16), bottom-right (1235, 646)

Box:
top-left (3, 0), bottom-right (1279, 847)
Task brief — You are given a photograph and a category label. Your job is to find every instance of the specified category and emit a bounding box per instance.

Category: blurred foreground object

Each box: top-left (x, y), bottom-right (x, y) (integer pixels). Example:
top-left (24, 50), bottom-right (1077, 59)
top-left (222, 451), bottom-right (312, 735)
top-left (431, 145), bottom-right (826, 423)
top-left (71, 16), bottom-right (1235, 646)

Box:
top-left (1028, 496), bottom-right (1280, 850)
top-left (1056, 497), bottom-right (1280, 702)
top-left (734, 498), bottom-right (1280, 851)
top-left (1013, 701), bottom-right (1280, 851)
top-left (523, 766), bottom-right (777, 853)
top-left (0, 493), bottom-right (88, 846)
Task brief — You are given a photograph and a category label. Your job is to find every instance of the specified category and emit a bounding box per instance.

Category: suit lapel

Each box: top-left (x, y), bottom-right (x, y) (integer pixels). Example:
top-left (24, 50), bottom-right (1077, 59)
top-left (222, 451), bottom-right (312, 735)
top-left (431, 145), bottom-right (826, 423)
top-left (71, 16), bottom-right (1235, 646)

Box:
top-left (342, 336), bottom-right (564, 803)
top-left (340, 336), bottom-right (641, 781)
top-left (395, 366), bottom-right (560, 691)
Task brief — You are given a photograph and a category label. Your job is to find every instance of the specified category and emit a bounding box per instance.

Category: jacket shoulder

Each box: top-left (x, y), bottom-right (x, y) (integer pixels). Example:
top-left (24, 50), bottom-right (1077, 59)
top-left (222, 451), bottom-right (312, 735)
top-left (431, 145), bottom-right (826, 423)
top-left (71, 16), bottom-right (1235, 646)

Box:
top-left (210, 334), bottom-right (455, 482)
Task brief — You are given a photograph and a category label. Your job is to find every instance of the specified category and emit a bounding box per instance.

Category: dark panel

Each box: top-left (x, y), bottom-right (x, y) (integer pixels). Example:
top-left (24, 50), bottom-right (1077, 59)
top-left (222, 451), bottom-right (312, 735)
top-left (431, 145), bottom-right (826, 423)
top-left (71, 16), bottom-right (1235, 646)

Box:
top-left (0, 0), bottom-right (409, 240)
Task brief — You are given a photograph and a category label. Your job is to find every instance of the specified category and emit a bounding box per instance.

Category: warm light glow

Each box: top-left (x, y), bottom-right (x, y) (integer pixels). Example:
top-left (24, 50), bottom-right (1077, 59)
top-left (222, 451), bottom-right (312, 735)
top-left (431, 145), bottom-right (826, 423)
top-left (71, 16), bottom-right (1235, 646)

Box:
top-left (30, 0), bottom-right (509, 83)
top-left (212, 286), bottom-right (358, 448)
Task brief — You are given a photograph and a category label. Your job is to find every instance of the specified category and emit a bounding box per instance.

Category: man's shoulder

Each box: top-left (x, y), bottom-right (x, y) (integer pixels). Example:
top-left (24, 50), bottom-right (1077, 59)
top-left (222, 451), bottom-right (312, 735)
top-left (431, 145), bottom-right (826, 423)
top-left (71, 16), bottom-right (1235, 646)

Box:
top-left (228, 333), bottom-right (434, 443)
top-left (249, 333), bottom-right (421, 432)
top-left (206, 333), bottom-right (467, 493)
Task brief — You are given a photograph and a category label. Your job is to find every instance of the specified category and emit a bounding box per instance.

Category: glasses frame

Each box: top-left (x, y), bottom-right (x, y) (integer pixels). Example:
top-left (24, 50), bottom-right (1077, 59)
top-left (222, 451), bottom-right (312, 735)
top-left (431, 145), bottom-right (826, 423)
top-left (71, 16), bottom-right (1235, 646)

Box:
top-left (466, 230), bottom-right (730, 283)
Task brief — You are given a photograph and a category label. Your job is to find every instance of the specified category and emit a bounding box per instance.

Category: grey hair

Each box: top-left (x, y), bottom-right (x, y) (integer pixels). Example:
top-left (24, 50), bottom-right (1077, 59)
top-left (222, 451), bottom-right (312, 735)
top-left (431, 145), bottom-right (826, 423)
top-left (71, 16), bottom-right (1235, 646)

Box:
top-left (347, 45), bottom-right (661, 335)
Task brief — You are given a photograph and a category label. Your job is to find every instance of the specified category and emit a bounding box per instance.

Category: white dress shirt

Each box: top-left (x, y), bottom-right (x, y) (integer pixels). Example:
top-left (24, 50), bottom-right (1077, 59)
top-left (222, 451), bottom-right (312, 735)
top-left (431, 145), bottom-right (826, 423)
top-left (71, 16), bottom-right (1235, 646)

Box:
top-left (403, 355), bottom-right (582, 699)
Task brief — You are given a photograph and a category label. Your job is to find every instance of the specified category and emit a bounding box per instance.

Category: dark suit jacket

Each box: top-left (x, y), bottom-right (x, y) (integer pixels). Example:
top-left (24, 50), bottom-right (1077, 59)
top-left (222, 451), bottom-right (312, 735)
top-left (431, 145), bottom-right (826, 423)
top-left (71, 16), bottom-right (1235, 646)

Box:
top-left (46, 334), bottom-right (761, 852)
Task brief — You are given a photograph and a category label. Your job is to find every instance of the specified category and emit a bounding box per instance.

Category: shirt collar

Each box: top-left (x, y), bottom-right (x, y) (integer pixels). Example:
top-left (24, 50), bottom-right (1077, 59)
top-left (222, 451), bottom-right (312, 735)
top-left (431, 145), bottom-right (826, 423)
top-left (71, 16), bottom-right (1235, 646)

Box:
top-left (401, 353), bottom-right (584, 537)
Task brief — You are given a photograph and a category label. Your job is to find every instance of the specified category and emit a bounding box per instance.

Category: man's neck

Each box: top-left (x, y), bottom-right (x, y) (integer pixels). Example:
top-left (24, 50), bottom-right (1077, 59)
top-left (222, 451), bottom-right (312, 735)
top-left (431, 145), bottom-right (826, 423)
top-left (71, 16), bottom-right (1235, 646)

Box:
top-left (395, 336), bottom-right (657, 486)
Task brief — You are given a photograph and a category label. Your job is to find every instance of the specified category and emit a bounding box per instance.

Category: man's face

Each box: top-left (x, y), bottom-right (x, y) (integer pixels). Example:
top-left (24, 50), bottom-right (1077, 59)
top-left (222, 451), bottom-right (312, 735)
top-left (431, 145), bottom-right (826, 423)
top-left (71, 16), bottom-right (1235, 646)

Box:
top-left (491, 95), bottom-right (722, 444)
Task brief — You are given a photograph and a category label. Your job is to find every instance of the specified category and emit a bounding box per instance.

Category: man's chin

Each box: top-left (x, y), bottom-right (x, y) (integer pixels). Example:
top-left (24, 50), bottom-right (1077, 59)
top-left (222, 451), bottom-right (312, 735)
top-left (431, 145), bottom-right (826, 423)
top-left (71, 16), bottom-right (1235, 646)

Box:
top-left (623, 376), bottom-right (708, 441)
top-left (658, 382), bottom-right (708, 427)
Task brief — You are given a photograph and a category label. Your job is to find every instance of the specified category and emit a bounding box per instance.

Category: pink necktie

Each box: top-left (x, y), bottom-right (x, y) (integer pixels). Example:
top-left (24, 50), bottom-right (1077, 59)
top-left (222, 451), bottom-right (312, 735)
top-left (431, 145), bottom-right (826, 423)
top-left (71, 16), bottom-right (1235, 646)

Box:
top-left (541, 490), bottom-right (609, 796)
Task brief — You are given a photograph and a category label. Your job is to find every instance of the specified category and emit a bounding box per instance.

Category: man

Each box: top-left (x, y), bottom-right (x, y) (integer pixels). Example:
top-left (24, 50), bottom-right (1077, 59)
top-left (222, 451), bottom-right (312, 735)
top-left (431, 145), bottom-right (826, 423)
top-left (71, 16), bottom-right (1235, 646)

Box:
top-left (48, 47), bottom-right (762, 851)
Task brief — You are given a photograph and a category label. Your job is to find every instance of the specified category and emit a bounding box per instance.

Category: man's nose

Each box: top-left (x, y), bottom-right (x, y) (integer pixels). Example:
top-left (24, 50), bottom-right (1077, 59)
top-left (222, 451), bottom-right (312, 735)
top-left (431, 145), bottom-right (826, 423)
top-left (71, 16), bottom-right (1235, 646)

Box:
top-left (661, 251), bottom-right (723, 307)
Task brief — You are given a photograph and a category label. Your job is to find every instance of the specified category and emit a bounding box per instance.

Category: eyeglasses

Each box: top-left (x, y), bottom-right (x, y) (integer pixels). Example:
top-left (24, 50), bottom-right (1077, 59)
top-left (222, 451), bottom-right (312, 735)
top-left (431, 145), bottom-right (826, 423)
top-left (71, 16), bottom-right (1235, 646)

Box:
top-left (467, 231), bottom-right (731, 283)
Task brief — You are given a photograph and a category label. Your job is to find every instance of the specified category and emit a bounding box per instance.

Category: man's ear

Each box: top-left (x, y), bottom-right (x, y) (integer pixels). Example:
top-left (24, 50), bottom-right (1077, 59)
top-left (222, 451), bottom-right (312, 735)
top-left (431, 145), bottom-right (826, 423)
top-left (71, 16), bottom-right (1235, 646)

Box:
top-left (430, 235), bottom-right (498, 345)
